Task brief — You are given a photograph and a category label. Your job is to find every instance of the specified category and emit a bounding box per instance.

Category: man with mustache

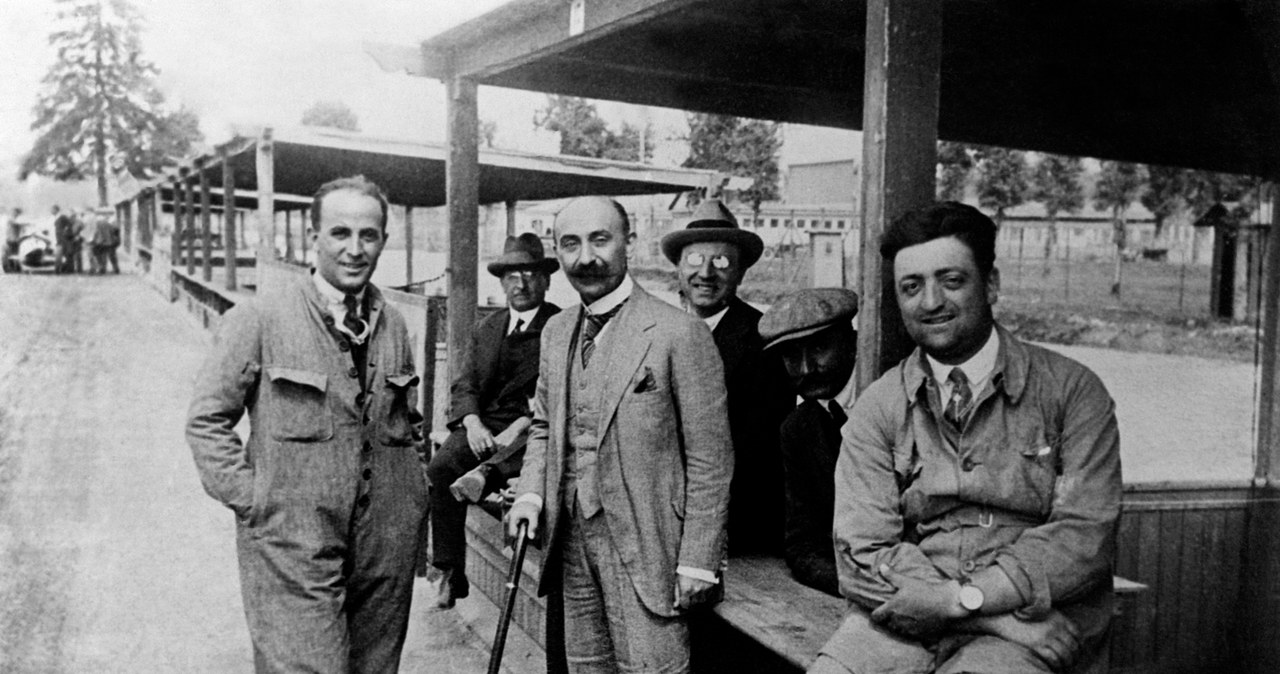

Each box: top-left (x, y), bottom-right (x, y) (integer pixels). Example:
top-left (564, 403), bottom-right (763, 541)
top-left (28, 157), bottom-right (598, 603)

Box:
top-left (812, 202), bottom-right (1121, 674)
top-left (426, 232), bottom-right (561, 608)
top-left (187, 176), bottom-right (428, 672)
top-left (659, 199), bottom-right (794, 555)
top-left (757, 288), bottom-right (859, 597)
top-left (508, 196), bottom-right (734, 673)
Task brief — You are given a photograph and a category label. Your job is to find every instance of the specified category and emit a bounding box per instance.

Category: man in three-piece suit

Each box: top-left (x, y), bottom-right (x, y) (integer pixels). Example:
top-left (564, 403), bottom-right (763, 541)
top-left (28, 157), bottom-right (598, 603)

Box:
top-left (660, 198), bottom-right (794, 555)
top-left (508, 196), bottom-right (734, 673)
top-left (426, 232), bottom-right (561, 608)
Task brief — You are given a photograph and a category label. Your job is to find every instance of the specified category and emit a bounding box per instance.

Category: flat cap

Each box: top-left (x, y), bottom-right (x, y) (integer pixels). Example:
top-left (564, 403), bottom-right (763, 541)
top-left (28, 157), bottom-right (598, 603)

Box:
top-left (759, 288), bottom-right (859, 350)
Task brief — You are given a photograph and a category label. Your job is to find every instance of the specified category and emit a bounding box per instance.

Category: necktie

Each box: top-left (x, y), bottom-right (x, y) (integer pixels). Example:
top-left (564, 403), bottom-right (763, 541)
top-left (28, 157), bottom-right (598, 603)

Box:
top-left (510, 318), bottom-right (525, 336)
top-left (827, 400), bottom-right (848, 429)
top-left (342, 294), bottom-right (367, 343)
top-left (945, 368), bottom-right (972, 427)
top-left (580, 303), bottom-right (623, 367)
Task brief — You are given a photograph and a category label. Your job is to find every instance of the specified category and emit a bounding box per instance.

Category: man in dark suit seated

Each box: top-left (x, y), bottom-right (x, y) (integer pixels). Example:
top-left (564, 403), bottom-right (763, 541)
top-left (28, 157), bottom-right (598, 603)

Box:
top-left (659, 198), bottom-right (794, 556)
top-left (758, 288), bottom-right (859, 596)
top-left (426, 233), bottom-right (561, 609)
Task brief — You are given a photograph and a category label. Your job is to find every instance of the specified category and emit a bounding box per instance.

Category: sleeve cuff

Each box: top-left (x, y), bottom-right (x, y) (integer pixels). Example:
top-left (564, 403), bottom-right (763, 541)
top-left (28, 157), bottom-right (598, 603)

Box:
top-left (514, 493), bottom-right (543, 511)
top-left (995, 554), bottom-right (1052, 620)
top-left (676, 566), bottom-right (720, 584)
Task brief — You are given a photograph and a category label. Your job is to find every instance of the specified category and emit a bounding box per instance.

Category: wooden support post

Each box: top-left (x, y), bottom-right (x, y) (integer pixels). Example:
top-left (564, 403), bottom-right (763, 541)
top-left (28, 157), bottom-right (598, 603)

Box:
top-left (185, 168), bottom-right (197, 277)
top-left (256, 128), bottom-right (277, 268)
top-left (150, 188), bottom-right (159, 250)
top-left (285, 210), bottom-right (294, 263)
top-left (446, 76), bottom-right (480, 386)
top-left (855, 0), bottom-right (942, 392)
top-left (138, 191), bottom-right (149, 249)
top-left (123, 200), bottom-right (133, 252)
top-left (506, 200), bottom-right (517, 236)
top-left (172, 175), bottom-right (185, 266)
top-left (199, 158), bottom-right (213, 282)
top-left (301, 208), bottom-right (309, 264)
top-left (1256, 185), bottom-right (1280, 482)
top-left (222, 149), bottom-right (238, 292)
top-left (404, 205), bottom-right (414, 287)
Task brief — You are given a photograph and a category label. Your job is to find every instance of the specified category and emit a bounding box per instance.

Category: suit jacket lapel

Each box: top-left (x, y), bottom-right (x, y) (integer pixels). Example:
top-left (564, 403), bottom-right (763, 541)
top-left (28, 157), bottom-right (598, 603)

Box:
top-left (477, 308), bottom-right (508, 385)
top-left (597, 289), bottom-right (655, 436)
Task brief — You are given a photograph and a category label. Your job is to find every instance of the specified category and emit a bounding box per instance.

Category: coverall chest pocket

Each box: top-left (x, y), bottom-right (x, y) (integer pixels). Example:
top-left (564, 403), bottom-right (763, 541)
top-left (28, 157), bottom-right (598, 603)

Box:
top-left (1009, 421), bottom-right (1060, 515)
top-left (380, 373), bottom-right (419, 447)
top-left (265, 367), bottom-right (333, 442)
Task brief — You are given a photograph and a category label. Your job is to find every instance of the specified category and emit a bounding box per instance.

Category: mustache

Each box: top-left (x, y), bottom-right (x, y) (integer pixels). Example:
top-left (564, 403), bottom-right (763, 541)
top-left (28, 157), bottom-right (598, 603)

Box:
top-left (567, 261), bottom-right (612, 278)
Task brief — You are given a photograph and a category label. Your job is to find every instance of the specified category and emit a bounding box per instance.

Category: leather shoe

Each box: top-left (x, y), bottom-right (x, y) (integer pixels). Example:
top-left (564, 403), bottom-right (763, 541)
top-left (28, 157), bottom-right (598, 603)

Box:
top-left (450, 465), bottom-right (492, 503)
top-left (435, 568), bottom-right (470, 609)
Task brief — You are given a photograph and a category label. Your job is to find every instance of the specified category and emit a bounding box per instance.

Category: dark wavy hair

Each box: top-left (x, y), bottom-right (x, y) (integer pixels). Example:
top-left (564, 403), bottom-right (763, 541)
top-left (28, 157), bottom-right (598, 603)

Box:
top-left (879, 201), bottom-right (997, 276)
top-left (310, 175), bottom-right (389, 232)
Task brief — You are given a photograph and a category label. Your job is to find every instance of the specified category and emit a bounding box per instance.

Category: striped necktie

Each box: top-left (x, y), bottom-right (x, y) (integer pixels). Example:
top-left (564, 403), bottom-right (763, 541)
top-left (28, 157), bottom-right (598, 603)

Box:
top-left (944, 368), bottom-right (972, 427)
top-left (342, 294), bottom-right (367, 342)
top-left (580, 303), bottom-right (623, 367)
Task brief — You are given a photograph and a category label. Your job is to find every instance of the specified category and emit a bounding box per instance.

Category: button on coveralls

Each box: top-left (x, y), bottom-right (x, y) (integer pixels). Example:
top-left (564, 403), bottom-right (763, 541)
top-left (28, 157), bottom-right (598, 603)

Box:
top-left (187, 274), bottom-right (428, 673)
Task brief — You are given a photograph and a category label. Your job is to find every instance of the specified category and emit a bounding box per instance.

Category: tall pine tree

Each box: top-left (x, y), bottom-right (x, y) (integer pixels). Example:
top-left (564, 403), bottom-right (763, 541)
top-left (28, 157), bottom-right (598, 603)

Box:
top-left (21, 0), bottom-right (201, 205)
top-left (974, 146), bottom-right (1030, 227)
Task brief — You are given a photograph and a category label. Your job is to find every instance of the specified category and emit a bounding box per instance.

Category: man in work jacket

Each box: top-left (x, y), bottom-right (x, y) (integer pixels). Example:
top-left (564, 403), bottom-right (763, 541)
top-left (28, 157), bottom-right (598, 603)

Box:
top-left (812, 202), bottom-right (1122, 674)
top-left (186, 175), bottom-right (428, 673)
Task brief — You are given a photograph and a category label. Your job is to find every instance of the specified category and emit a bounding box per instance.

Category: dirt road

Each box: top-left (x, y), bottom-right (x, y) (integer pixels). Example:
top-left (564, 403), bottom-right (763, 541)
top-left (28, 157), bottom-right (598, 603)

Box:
top-left (0, 274), bottom-right (506, 672)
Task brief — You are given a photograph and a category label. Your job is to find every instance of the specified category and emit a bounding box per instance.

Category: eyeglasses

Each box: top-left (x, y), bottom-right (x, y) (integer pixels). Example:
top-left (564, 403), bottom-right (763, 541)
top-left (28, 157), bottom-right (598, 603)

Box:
top-left (502, 270), bottom-right (540, 283)
top-left (683, 252), bottom-right (732, 270)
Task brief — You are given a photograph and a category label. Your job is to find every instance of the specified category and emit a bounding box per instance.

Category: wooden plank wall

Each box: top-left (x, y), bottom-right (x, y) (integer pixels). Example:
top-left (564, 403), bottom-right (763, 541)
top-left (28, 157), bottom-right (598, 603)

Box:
top-left (1112, 482), bottom-right (1251, 674)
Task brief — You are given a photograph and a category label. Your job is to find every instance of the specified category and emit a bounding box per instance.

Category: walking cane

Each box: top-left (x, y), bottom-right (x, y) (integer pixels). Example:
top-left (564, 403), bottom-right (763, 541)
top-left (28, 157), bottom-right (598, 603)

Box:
top-left (487, 519), bottom-right (530, 674)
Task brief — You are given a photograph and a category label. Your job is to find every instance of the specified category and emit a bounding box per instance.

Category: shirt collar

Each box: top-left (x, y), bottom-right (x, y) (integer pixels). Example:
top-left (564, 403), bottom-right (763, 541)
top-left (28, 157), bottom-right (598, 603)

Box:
top-left (926, 325), bottom-right (999, 394)
top-left (700, 305), bottom-right (730, 332)
top-left (312, 269), bottom-right (365, 307)
top-left (508, 305), bottom-right (541, 333)
top-left (903, 323), bottom-right (1028, 404)
top-left (585, 275), bottom-right (634, 315)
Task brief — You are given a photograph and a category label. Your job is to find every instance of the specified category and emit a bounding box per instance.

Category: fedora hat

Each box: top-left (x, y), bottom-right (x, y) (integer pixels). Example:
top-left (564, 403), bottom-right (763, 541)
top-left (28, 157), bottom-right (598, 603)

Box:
top-left (660, 199), bottom-right (764, 269)
top-left (487, 232), bottom-right (559, 277)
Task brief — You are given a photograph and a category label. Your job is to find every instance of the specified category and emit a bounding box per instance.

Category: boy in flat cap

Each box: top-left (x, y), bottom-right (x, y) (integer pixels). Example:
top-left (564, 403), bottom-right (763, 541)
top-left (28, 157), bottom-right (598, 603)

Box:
top-left (661, 198), bottom-right (794, 555)
top-left (426, 232), bottom-right (561, 608)
top-left (758, 288), bottom-right (859, 596)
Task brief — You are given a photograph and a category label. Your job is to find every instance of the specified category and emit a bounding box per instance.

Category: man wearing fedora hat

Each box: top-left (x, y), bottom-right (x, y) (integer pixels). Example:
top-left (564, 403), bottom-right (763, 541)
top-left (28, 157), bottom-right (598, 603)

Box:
top-left (425, 232), bottom-right (561, 608)
top-left (758, 288), bottom-right (860, 596)
top-left (660, 198), bottom-right (794, 555)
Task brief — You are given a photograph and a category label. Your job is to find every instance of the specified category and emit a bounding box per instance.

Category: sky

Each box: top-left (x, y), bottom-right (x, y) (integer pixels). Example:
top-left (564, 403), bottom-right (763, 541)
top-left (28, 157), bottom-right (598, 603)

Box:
top-left (0, 0), bottom-right (859, 207)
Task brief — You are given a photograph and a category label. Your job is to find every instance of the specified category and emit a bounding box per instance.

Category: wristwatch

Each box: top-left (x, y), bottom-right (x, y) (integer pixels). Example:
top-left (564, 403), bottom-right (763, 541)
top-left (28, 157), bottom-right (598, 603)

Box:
top-left (958, 584), bottom-right (985, 613)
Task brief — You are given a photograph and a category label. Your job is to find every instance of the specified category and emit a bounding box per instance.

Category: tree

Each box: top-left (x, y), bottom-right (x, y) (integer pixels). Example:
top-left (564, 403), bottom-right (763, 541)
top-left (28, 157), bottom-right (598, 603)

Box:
top-left (532, 95), bottom-right (649, 163)
top-left (301, 100), bottom-right (360, 132)
top-left (21, 0), bottom-right (200, 206)
top-left (974, 146), bottom-right (1030, 227)
top-left (682, 113), bottom-right (782, 213)
top-left (936, 141), bottom-right (976, 201)
top-left (1093, 160), bottom-right (1148, 296)
top-left (1141, 165), bottom-right (1191, 239)
top-left (1030, 153), bottom-right (1084, 265)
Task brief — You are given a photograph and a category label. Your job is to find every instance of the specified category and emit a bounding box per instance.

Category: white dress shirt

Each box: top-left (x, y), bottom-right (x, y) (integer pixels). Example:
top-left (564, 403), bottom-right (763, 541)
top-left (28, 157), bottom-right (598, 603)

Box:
top-left (312, 271), bottom-right (369, 344)
top-left (927, 325), bottom-right (999, 404)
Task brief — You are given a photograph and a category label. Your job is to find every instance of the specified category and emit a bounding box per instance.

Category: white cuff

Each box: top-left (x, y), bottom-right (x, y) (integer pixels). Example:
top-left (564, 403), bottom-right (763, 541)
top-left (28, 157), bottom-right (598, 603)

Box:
top-left (513, 493), bottom-right (543, 511)
top-left (676, 566), bottom-right (719, 584)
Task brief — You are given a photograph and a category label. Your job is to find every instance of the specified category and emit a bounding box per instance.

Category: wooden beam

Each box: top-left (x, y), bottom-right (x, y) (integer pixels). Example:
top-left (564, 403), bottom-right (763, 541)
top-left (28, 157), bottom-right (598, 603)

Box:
top-left (256, 128), bottom-right (276, 269)
top-left (446, 76), bottom-right (480, 387)
top-left (506, 200), bottom-right (517, 236)
top-left (855, 0), bottom-right (942, 391)
top-left (1257, 186), bottom-right (1280, 482)
top-left (199, 158), bottom-right (213, 282)
top-left (404, 205), bottom-right (414, 287)
top-left (427, 0), bottom-right (700, 80)
top-left (222, 148), bottom-right (238, 292)
top-left (285, 210), bottom-right (294, 263)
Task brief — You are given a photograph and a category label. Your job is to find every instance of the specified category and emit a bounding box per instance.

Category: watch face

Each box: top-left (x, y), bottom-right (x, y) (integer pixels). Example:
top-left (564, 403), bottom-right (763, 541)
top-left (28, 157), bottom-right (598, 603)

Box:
top-left (959, 585), bottom-right (985, 611)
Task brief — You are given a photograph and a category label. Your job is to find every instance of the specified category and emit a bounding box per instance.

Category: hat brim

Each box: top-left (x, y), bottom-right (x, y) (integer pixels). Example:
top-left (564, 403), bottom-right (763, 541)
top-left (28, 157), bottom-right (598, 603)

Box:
top-left (486, 257), bottom-right (560, 277)
top-left (660, 228), bottom-right (764, 269)
top-left (762, 321), bottom-right (841, 351)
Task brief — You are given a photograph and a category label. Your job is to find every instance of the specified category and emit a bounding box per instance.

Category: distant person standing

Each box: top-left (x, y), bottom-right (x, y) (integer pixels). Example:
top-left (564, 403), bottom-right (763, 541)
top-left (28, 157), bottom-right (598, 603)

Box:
top-left (90, 210), bottom-right (120, 274)
top-left (186, 175), bottom-right (429, 672)
top-left (3, 208), bottom-right (25, 273)
top-left (52, 205), bottom-right (75, 274)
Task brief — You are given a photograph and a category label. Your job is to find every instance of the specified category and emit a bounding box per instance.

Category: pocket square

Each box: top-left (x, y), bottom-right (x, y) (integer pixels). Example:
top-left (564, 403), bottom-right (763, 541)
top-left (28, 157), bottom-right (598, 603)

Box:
top-left (633, 367), bottom-right (658, 393)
